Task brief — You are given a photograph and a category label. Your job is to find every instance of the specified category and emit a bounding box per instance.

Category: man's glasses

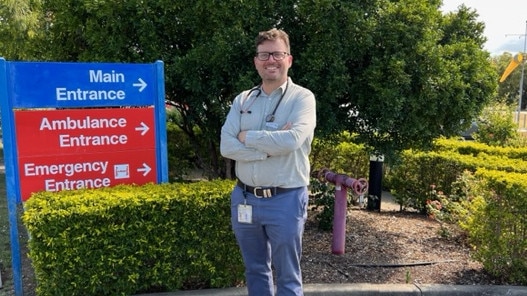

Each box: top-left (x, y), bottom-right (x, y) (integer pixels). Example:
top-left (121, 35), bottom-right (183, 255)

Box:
top-left (255, 51), bottom-right (289, 61)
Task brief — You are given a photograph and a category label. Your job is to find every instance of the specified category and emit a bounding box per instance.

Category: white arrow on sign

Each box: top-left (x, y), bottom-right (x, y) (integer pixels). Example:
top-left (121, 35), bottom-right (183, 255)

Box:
top-left (133, 78), bottom-right (147, 92)
top-left (135, 122), bottom-right (150, 136)
top-left (137, 163), bottom-right (151, 176)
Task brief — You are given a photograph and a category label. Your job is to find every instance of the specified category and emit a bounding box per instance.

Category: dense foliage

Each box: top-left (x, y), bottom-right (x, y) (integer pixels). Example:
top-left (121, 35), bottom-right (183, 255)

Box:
top-left (23, 181), bottom-right (243, 295)
top-left (1, 0), bottom-right (498, 176)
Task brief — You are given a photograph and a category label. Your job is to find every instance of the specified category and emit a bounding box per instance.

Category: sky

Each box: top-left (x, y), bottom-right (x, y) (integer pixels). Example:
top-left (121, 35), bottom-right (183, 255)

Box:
top-left (440, 0), bottom-right (526, 55)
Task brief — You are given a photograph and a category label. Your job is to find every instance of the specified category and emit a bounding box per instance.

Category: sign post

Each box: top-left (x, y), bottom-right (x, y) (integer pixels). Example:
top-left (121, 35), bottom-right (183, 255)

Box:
top-left (0, 59), bottom-right (167, 296)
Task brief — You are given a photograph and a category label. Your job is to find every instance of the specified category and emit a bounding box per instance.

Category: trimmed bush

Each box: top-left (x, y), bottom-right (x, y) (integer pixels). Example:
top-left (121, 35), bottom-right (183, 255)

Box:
top-left (385, 138), bottom-right (527, 284)
top-left (22, 180), bottom-right (244, 296)
top-left (386, 139), bottom-right (527, 212)
top-left (460, 169), bottom-right (527, 284)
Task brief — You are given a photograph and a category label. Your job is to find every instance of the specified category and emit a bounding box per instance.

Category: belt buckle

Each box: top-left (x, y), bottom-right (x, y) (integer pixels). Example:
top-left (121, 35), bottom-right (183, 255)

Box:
top-left (253, 186), bottom-right (272, 198)
top-left (253, 186), bottom-right (263, 198)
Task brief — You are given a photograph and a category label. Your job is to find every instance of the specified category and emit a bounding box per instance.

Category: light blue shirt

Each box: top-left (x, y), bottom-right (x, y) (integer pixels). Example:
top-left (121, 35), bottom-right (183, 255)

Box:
top-left (220, 78), bottom-right (316, 188)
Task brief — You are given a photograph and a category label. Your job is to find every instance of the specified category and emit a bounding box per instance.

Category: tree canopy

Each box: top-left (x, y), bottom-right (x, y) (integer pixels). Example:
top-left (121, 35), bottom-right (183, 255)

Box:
top-left (0, 0), bottom-right (41, 59)
top-left (0, 0), bottom-right (498, 176)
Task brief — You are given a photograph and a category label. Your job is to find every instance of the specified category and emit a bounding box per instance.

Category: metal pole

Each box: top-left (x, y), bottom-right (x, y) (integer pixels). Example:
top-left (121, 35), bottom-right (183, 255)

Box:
top-left (0, 58), bottom-right (24, 296)
top-left (318, 169), bottom-right (368, 255)
top-left (332, 181), bottom-right (347, 255)
top-left (517, 21), bottom-right (527, 125)
top-left (7, 196), bottom-right (23, 296)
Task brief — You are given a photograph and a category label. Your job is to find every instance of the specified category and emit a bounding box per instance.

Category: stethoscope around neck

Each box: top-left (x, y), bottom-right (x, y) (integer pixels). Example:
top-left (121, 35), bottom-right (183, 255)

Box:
top-left (240, 82), bottom-right (289, 122)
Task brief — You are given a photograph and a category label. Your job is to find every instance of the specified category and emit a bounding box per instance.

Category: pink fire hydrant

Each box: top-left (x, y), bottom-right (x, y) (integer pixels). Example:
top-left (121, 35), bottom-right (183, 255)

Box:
top-left (317, 168), bottom-right (368, 255)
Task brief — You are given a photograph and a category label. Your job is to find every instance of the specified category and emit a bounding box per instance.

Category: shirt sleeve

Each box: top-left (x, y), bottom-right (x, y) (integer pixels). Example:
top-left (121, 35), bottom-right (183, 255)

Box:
top-left (244, 89), bottom-right (316, 156)
top-left (220, 93), bottom-right (268, 162)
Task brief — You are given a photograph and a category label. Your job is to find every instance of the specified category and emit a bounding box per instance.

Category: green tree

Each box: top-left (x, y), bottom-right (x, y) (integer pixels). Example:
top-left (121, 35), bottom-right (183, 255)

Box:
top-left (295, 1), bottom-right (496, 159)
top-left (6, 0), bottom-right (497, 176)
top-left (0, 0), bottom-right (41, 59)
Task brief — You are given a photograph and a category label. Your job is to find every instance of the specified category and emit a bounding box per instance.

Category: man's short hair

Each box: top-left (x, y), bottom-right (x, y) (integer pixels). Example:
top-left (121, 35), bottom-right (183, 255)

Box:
top-left (255, 28), bottom-right (290, 53)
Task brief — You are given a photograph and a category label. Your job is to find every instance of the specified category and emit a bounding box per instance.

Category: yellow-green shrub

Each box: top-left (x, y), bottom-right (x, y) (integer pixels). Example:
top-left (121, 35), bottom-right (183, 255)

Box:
top-left (310, 131), bottom-right (369, 178)
top-left (385, 138), bottom-right (527, 284)
top-left (22, 180), bottom-right (243, 296)
top-left (459, 169), bottom-right (527, 284)
top-left (385, 140), bottom-right (527, 212)
top-left (433, 137), bottom-right (527, 160)
top-left (385, 149), bottom-right (470, 212)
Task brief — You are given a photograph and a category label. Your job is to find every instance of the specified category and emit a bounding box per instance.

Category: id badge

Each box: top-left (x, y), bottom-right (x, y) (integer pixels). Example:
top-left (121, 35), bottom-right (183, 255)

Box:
top-left (237, 204), bottom-right (253, 224)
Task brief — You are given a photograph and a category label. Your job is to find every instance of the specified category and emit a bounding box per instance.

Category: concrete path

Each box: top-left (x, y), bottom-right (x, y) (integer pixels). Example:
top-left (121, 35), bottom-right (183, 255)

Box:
top-left (380, 191), bottom-right (401, 212)
top-left (134, 283), bottom-right (527, 296)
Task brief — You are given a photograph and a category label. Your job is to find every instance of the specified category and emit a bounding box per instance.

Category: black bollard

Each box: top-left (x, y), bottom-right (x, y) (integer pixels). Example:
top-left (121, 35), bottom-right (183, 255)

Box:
top-left (367, 155), bottom-right (384, 211)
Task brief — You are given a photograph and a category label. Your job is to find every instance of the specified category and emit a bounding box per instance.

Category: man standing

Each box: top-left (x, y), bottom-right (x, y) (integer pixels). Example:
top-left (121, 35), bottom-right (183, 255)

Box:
top-left (220, 28), bottom-right (316, 296)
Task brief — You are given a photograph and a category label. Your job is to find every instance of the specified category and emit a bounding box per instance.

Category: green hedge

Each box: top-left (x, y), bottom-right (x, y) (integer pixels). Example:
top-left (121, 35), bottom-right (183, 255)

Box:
top-left (310, 131), bottom-right (370, 178)
top-left (384, 138), bottom-right (527, 284)
top-left (22, 180), bottom-right (244, 296)
top-left (385, 143), bottom-right (527, 212)
top-left (459, 169), bottom-right (527, 284)
top-left (433, 137), bottom-right (527, 161)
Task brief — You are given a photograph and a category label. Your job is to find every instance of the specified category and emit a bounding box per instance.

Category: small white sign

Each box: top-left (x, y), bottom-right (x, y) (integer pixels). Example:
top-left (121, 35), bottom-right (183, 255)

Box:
top-left (114, 164), bottom-right (130, 179)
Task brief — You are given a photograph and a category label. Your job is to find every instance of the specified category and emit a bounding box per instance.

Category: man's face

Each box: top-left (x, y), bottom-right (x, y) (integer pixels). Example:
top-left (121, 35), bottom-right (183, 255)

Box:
top-left (254, 39), bottom-right (292, 84)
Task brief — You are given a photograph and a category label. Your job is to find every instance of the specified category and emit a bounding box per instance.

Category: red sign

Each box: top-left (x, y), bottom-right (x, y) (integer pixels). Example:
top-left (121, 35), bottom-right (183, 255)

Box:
top-left (15, 108), bottom-right (155, 155)
top-left (18, 151), bottom-right (156, 201)
top-left (14, 107), bottom-right (157, 201)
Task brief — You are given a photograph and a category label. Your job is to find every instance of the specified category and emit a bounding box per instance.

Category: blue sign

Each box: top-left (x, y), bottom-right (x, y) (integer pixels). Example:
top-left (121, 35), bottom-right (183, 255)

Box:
top-left (0, 59), bottom-right (167, 296)
top-left (6, 61), bottom-right (159, 108)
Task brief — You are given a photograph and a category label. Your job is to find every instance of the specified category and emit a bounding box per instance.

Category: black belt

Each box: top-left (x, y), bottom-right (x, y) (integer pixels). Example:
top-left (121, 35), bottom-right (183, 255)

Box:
top-left (237, 180), bottom-right (298, 198)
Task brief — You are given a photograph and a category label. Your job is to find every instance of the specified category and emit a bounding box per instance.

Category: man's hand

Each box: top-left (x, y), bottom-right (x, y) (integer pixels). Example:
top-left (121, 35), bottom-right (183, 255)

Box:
top-left (238, 131), bottom-right (247, 143)
top-left (281, 122), bottom-right (292, 130)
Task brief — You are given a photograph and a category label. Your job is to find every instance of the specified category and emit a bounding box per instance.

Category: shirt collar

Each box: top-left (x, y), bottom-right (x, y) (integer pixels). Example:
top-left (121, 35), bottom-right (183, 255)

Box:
top-left (278, 78), bottom-right (289, 95)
